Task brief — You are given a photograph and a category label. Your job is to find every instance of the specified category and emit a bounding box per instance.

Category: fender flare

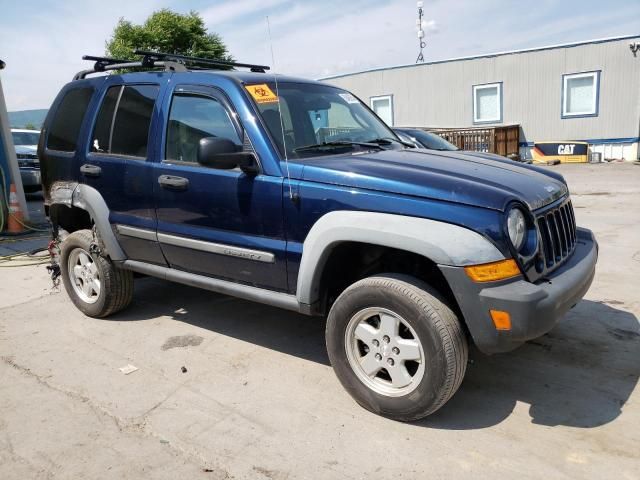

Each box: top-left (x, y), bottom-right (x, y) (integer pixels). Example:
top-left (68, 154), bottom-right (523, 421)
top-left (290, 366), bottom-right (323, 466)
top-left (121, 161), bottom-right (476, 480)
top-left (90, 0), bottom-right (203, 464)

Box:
top-left (295, 211), bottom-right (505, 305)
top-left (49, 182), bottom-right (126, 261)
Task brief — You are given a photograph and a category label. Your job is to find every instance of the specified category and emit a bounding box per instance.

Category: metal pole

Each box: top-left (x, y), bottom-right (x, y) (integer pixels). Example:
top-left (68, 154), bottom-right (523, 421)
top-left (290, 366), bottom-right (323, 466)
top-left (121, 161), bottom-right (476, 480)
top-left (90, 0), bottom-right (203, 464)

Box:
top-left (416, 2), bottom-right (426, 63)
top-left (0, 60), bottom-right (30, 221)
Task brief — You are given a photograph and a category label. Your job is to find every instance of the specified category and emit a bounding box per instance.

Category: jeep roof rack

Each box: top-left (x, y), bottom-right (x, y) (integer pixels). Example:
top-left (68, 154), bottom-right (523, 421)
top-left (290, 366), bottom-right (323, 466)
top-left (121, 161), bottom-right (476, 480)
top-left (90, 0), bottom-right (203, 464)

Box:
top-left (134, 50), bottom-right (270, 73)
top-left (73, 50), bottom-right (270, 80)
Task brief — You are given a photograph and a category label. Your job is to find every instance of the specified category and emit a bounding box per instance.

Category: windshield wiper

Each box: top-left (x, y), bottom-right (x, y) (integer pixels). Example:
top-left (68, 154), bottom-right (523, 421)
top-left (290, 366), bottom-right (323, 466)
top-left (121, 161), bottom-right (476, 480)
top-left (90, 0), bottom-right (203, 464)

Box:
top-left (293, 141), bottom-right (384, 153)
top-left (367, 137), bottom-right (414, 148)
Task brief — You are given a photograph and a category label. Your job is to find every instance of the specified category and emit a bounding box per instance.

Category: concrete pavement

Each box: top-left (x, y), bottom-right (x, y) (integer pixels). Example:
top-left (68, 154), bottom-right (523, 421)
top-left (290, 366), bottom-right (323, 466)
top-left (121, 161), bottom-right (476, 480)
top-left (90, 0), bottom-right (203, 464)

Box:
top-left (0, 163), bottom-right (638, 479)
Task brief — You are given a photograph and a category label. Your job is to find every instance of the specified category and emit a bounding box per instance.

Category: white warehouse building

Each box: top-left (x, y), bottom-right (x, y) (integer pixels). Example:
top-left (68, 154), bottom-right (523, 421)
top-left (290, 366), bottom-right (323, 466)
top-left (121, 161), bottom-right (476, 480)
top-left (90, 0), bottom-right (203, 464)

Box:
top-left (323, 35), bottom-right (640, 161)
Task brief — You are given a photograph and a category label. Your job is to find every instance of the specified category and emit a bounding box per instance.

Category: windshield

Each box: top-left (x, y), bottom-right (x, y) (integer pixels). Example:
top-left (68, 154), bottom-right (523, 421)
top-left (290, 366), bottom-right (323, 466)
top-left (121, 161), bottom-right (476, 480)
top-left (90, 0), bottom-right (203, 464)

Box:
top-left (12, 131), bottom-right (40, 146)
top-left (403, 130), bottom-right (458, 151)
top-left (248, 82), bottom-right (400, 158)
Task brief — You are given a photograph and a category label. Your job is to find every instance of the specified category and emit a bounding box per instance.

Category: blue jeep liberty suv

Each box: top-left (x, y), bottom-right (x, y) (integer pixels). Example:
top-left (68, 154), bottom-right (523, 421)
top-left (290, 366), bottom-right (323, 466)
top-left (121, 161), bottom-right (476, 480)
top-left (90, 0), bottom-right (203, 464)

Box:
top-left (38, 52), bottom-right (598, 421)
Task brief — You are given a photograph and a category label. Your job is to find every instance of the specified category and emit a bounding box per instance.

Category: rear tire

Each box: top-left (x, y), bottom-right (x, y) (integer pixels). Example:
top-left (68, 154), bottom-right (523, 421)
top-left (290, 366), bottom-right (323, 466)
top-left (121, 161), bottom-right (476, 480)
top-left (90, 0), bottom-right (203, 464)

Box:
top-left (326, 274), bottom-right (467, 421)
top-left (60, 229), bottom-right (134, 318)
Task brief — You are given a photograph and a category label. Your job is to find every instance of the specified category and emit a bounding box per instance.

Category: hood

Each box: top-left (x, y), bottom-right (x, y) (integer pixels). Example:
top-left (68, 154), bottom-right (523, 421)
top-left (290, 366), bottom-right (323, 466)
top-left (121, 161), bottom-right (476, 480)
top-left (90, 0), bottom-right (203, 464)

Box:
top-left (292, 149), bottom-right (568, 212)
top-left (15, 145), bottom-right (38, 155)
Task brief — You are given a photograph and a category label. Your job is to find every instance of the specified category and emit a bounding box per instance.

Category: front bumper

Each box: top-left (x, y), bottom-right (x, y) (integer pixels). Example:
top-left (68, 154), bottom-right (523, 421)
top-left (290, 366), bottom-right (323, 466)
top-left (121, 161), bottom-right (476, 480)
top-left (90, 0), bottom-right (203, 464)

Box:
top-left (440, 227), bottom-right (598, 354)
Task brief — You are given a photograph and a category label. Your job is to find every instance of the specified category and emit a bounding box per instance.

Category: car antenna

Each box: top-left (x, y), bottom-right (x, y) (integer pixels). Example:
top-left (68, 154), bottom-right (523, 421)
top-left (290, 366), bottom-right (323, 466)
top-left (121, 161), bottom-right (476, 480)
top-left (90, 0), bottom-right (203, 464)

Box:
top-left (266, 16), bottom-right (295, 202)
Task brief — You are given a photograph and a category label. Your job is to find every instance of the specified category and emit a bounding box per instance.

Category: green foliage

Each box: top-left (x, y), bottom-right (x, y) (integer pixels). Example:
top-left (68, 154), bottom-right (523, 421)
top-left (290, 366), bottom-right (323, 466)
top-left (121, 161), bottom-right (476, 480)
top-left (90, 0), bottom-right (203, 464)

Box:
top-left (105, 9), bottom-right (232, 61)
top-left (23, 123), bottom-right (37, 131)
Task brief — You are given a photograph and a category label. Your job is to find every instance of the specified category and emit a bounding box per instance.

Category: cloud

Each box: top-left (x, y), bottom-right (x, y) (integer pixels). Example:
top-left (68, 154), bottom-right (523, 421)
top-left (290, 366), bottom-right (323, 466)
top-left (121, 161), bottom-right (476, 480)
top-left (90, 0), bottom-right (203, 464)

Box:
top-left (423, 19), bottom-right (438, 34)
top-left (201, 0), bottom-right (290, 25)
top-left (0, 0), bottom-right (165, 111)
top-left (219, 0), bottom-right (640, 80)
top-left (1, 0), bottom-right (638, 111)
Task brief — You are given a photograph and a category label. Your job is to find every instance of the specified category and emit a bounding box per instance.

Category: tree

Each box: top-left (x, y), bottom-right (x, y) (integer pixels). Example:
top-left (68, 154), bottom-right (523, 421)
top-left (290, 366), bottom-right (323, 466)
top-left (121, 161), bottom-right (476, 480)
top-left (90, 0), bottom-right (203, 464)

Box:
top-left (23, 123), bottom-right (37, 131)
top-left (105, 9), bottom-right (232, 61)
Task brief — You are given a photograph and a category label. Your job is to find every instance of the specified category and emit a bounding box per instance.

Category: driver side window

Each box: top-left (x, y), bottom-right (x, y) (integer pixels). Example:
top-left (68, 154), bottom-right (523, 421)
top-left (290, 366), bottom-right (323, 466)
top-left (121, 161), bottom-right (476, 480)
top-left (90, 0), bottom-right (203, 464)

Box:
top-left (165, 93), bottom-right (241, 163)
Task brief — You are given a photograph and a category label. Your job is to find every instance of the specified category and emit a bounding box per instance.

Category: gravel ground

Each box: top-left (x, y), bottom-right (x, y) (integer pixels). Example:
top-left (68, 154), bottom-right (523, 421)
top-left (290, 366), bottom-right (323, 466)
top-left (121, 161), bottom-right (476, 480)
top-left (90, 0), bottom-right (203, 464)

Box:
top-left (0, 163), bottom-right (638, 479)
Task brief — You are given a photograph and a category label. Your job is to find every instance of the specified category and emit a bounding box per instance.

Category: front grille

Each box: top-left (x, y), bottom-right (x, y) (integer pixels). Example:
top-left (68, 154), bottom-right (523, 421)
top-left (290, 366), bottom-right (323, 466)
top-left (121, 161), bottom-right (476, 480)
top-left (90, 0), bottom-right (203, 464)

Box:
top-left (536, 198), bottom-right (577, 271)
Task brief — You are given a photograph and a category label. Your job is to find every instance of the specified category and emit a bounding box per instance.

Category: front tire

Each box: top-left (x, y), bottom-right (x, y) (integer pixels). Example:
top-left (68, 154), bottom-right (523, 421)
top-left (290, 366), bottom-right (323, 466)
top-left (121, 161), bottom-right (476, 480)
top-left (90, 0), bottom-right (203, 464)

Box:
top-left (326, 274), bottom-right (467, 421)
top-left (60, 229), bottom-right (134, 318)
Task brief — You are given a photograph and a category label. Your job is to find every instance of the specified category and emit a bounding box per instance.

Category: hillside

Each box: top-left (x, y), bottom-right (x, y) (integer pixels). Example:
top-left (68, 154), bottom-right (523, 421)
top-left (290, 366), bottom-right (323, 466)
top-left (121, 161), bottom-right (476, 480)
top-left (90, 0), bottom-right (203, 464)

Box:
top-left (8, 109), bottom-right (48, 129)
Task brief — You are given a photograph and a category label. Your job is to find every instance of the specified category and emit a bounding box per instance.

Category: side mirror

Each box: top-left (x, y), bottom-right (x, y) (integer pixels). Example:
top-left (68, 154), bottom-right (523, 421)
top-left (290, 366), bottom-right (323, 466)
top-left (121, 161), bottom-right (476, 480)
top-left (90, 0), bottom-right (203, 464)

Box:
top-left (197, 137), bottom-right (259, 175)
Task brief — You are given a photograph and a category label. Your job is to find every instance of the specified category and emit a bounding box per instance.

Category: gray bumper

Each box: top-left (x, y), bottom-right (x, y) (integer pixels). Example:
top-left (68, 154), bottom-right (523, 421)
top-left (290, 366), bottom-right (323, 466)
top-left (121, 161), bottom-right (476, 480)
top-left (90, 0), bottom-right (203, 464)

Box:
top-left (440, 228), bottom-right (598, 354)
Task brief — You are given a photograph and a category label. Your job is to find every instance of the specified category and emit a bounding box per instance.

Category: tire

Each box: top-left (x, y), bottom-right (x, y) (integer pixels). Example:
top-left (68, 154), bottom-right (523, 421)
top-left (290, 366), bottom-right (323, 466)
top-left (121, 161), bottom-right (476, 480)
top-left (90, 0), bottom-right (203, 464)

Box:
top-left (326, 274), bottom-right (467, 421)
top-left (60, 229), bottom-right (134, 318)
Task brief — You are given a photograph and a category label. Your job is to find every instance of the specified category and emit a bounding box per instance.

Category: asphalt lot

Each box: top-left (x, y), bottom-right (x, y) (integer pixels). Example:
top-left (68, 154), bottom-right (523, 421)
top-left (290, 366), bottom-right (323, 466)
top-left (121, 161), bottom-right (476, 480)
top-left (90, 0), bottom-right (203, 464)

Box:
top-left (1, 163), bottom-right (639, 479)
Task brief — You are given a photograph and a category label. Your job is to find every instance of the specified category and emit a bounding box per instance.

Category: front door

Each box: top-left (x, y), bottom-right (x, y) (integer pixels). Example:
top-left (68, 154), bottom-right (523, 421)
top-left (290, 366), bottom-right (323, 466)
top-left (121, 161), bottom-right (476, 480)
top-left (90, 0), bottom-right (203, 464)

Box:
top-left (153, 84), bottom-right (287, 291)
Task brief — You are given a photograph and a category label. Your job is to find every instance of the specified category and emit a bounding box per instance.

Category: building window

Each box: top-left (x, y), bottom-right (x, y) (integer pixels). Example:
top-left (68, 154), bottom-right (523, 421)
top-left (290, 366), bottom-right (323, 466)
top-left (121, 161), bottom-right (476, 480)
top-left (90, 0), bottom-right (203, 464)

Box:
top-left (562, 71), bottom-right (600, 118)
top-left (473, 83), bottom-right (502, 124)
top-left (370, 95), bottom-right (394, 126)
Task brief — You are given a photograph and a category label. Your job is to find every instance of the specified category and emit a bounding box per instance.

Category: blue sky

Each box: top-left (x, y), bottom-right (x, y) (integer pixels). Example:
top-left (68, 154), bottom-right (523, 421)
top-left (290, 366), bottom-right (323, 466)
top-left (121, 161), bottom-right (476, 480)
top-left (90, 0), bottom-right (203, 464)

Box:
top-left (1, 0), bottom-right (639, 110)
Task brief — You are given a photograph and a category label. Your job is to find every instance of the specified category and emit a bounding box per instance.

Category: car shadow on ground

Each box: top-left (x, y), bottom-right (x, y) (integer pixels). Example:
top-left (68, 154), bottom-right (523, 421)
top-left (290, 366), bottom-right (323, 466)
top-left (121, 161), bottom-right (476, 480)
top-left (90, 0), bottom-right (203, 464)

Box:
top-left (113, 278), bottom-right (639, 430)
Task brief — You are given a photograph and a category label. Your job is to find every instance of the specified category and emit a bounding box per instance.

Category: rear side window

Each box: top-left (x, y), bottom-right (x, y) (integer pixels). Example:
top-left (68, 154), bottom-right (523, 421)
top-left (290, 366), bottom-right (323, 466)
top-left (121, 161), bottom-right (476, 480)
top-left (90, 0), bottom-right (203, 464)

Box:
top-left (91, 86), bottom-right (120, 153)
top-left (91, 84), bottom-right (159, 158)
top-left (47, 87), bottom-right (94, 152)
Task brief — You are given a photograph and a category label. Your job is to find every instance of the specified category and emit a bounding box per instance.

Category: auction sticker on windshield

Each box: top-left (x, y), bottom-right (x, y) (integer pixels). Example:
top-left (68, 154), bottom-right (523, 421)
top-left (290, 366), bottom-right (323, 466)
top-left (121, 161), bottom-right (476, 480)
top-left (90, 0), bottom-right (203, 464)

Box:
top-left (246, 84), bottom-right (279, 103)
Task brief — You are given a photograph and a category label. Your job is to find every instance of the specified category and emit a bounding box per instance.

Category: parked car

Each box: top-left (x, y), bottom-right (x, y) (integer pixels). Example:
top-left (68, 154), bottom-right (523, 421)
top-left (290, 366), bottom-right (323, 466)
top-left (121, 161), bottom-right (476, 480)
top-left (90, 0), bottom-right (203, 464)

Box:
top-left (393, 128), bottom-right (459, 151)
top-left (39, 52), bottom-right (598, 421)
top-left (11, 128), bottom-right (41, 192)
top-left (394, 127), bottom-right (526, 163)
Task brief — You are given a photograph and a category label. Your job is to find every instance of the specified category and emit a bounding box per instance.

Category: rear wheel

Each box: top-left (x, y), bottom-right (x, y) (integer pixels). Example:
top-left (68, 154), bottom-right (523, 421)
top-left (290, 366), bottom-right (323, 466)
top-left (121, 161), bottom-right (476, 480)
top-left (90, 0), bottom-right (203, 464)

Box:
top-left (60, 229), bottom-right (133, 318)
top-left (326, 274), bottom-right (467, 421)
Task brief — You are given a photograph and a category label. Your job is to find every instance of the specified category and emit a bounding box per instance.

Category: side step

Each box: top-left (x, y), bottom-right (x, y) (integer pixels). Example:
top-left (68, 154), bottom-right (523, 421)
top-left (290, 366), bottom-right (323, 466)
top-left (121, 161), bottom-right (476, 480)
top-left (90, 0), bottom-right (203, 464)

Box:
top-left (122, 260), bottom-right (310, 315)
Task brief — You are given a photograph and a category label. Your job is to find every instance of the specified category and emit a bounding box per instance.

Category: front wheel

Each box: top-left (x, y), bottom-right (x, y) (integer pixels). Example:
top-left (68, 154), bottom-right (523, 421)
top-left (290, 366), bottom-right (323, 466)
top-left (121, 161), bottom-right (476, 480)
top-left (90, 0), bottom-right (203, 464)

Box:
top-left (60, 229), bottom-right (134, 318)
top-left (326, 274), bottom-right (468, 421)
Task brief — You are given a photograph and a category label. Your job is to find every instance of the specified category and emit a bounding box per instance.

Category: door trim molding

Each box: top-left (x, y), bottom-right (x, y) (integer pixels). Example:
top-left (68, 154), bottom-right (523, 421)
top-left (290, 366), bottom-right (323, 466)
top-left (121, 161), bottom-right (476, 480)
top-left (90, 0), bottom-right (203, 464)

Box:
top-left (157, 232), bottom-right (276, 264)
top-left (115, 224), bottom-right (157, 241)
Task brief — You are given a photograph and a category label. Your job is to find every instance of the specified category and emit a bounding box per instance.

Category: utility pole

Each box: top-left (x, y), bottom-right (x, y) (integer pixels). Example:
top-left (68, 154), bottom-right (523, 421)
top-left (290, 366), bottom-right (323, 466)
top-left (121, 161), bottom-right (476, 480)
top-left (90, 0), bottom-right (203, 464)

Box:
top-left (416, 1), bottom-right (426, 63)
top-left (0, 59), bottom-right (30, 222)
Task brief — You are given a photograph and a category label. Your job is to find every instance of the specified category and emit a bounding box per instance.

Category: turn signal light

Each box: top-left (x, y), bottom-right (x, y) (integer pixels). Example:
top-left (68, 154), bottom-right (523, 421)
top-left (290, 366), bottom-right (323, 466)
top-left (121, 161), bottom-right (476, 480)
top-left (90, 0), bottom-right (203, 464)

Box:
top-left (464, 259), bottom-right (520, 282)
top-left (490, 310), bottom-right (512, 331)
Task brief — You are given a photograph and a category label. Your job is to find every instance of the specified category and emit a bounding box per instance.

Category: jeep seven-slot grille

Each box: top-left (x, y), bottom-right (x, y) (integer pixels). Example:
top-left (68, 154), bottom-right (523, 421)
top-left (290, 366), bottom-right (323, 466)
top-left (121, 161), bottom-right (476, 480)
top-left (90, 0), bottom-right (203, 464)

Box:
top-left (536, 199), bottom-right (577, 271)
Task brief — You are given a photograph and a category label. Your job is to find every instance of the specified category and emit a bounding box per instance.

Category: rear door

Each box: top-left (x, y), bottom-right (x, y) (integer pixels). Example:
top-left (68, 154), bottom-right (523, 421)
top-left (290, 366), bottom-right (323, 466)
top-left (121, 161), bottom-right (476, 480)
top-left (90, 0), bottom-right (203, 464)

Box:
top-left (40, 84), bottom-right (96, 198)
top-left (83, 76), bottom-right (166, 265)
top-left (153, 83), bottom-right (287, 290)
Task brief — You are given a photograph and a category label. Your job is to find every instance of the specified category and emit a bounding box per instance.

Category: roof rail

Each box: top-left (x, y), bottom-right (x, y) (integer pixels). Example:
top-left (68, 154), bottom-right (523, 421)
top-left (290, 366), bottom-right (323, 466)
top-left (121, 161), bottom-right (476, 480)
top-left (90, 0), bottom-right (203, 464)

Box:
top-left (82, 55), bottom-right (134, 72)
top-left (133, 50), bottom-right (270, 72)
top-left (73, 50), bottom-right (270, 80)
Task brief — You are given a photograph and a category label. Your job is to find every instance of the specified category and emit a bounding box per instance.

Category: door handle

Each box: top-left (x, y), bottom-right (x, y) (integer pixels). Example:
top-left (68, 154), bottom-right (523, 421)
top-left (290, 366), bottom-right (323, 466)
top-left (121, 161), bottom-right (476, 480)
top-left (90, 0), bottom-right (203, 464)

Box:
top-left (158, 175), bottom-right (189, 191)
top-left (80, 164), bottom-right (102, 177)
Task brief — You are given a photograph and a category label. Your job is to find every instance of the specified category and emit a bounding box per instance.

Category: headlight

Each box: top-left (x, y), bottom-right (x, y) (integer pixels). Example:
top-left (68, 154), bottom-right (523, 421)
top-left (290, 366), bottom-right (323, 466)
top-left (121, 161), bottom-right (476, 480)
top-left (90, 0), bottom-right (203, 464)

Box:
top-left (507, 208), bottom-right (527, 251)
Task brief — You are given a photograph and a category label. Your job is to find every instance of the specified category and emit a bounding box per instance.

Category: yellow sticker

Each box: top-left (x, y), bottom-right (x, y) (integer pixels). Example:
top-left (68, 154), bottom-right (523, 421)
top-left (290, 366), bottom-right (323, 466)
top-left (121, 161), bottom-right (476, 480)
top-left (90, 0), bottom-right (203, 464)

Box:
top-left (246, 84), bottom-right (279, 103)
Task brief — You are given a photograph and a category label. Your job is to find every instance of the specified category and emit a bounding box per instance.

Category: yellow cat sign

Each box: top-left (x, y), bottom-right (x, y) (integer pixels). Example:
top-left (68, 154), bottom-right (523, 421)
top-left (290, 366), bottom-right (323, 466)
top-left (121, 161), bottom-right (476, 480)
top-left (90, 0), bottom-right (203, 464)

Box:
top-left (246, 84), bottom-right (278, 104)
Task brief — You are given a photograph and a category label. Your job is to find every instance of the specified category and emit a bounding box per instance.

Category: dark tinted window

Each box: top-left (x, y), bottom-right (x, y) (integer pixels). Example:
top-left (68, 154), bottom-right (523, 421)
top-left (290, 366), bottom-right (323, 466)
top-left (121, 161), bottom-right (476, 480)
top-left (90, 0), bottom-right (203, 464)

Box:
top-left (47, 87), bottom-right (94, 152)
top-left (166, 94), bottom-right (241, 163)
top-left (110, 85), bottom-right (159, 158)
top-left (91, 86), bottom-right (120, 153)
